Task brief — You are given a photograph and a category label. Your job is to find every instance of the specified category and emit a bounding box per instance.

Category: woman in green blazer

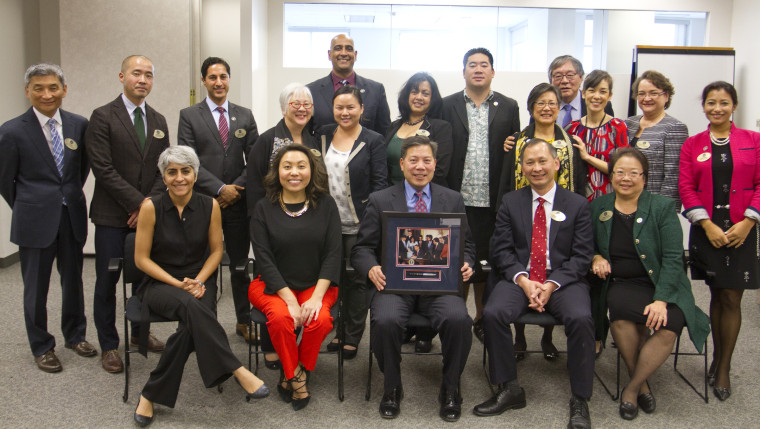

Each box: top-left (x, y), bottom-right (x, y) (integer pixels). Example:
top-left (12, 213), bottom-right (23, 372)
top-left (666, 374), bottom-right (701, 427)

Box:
top-left (589, 148), bottom-right (709, 420)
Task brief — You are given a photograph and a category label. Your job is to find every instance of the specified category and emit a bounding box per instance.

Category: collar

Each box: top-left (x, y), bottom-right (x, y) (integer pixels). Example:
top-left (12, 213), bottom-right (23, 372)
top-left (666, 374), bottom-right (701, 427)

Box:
top-left (463, 89), bottom-right (494, 104)
top-left (121, 93), bottom-right (146, 115)
top-left (531, 182), bottom-right (557, 204)
top-left (205, 97), bottom-right (229, 113)
top-left (32, 107), bottom-right (62, 128)
top-left (163, 191), bottom-right (198, 212)
top-left (560, 90), bottom-right (582, 112)
top-left (404, 180), bottom-right (431, 199)
top-left (331, 71), bottom-right (356, 86)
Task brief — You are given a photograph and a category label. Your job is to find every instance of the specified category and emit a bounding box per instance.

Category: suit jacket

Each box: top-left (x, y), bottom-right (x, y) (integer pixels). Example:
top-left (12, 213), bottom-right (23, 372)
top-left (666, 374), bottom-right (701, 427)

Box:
top-left (85, 95), bottom-right (170, 227)
top-left (177, 98), bottom-right (259, 197)
top-left (441, 90), bottom-right (520, 210)
top-left (384, 117), bottom-right (453, 187)
top-left (307, 73), bottom-right (391, 136)
top-left (351, 182), bottom-right (476, 289)
top-left (590, 190), bottom-right (710, 351)
top-left (0, 108), bottom-right (89, 247)
top-left (488, 185), bottom-right (593, 297)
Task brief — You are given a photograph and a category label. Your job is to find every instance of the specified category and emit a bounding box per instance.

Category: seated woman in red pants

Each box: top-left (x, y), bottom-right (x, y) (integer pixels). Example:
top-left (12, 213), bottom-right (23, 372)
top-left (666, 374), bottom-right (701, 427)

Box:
top-left (248, 144), bottom-right (342, 411)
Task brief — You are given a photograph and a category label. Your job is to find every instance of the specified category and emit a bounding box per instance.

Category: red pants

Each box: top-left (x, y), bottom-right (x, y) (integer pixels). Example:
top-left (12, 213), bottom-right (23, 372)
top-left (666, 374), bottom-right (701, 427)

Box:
top-left (248, 277), bottom-right (338, 379)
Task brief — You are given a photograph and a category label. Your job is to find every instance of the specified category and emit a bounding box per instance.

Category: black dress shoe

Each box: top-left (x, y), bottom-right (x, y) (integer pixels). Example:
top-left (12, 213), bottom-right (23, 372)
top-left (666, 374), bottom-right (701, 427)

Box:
top-left (541, 338), bottom-right (558, 360)
top-left (342, 343), bottom-right (358, 360)
top-left (438, 386), bottom-right (463, 422)
top-left (379, 386), bottom-right (403, 419)
top-left (619, 401), bottom-right (638, 420)
top-left (637, 392), bottom-right (656, 413)
top-left (513, 341), bottom-right (527, 362)
top-left (134, 397), bottom-right (154, 427)
top-left (326, 338), bottom-right (340, 352)
top-left (473, 384), bottom-right (526, 416)
top-left (264, 353), bottom-right (282, 370)
top-left (472, 319), bottom-right (485, 343)
top-left (415, 340), bottom-right (432, 353)
top-left (568, 395), bottom-right (591, 429)
top-left (714, 386), bottom-right (731, 401)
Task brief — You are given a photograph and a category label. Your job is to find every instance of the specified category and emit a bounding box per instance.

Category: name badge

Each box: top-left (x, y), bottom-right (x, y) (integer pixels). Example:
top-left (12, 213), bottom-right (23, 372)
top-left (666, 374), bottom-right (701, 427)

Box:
top-left (153, 129), bottom-right (165, 139)
top-left (64, 138), bottom-right (78, 150)
top-left (234, 128), bottom-right (246, 138)
top-left (550, 210), bottom-right (566, 222)
top-left (416, 129), bottom-right (430, 137)
top-left (697, 152), bottom-right (711, 162)
top-left (552, 140), bottom-right (567, 149)
top-left (637, 140), bottom-right (650, 149)
top-left (636, 217), bottom-right (644, 224)
top-left (310, 149), bottom-right (322, 158)
top-left (599, 210), bottom-right (613, 222)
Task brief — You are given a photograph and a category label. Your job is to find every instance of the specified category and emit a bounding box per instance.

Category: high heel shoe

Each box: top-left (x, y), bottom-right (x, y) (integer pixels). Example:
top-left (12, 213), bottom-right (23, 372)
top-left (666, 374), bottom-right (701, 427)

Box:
top-left (278, 368), bottom-right (292, 403)
top-left (713, 386), bottom-right (731, 401)
top-left (290, 365), bottom-right (311, 411)
top-left (235, 376), bottom-right (270, 401)
top-left (707, 362), bottom-right (717, 386)
top-left (134, 395), bottom-right (154, 427)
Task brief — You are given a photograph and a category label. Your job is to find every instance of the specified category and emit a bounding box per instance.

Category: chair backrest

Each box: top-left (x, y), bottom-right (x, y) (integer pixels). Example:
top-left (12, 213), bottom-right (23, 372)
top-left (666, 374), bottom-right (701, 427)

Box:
top-left (123, 232), bottom-right (144, 284)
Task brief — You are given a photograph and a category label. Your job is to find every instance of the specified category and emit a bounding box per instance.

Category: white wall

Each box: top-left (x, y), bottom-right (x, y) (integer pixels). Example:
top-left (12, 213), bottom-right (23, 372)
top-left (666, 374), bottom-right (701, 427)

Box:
top-left (731, 0), bottom-right (760, 131)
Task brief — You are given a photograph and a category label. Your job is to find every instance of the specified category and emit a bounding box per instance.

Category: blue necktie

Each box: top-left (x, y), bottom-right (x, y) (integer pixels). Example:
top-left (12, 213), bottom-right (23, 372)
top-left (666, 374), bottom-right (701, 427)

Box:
top-left (561, 104), bottom-right (573, 127)
top-left (48, 118), bottom-right (64, 176)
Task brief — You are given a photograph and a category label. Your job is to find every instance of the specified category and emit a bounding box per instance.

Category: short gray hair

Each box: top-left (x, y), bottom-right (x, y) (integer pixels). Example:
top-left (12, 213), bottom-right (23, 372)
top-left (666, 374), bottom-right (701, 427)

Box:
top-left (279, 83), bottom-right (313, 114)
top-left (158, 145), bottom-right (200, 176)
top-left (519, 138), bottom-right (558, 164)
top-left (548, 55), bottom-right (584, 81)
top-left (25, 63), bottom-right (65, 87)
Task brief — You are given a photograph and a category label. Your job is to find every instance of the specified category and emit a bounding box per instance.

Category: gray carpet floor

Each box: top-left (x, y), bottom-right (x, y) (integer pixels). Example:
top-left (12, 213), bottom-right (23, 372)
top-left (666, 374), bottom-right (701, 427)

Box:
top-left (0, 256), bottom-right (758, 428)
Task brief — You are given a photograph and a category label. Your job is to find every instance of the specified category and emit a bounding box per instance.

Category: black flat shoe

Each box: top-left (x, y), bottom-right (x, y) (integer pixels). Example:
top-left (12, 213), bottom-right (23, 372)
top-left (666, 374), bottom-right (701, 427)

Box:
top-left (379, 386), bottom-right (403, 419)
top-left (472, 384), bottom-right (526, 416)
top-left (264, 353), bottom-right (281, 370)
top-left (472, 319), bottom-right (485, 343)
top-left (714, 386), bottom-right (731, 401)
top-left (619, 401), bottom-right (638, 420)
top-left (326, 338), bottom-right (340, 352)
top-left (134, 397), bottom-right (154, 427)
top-left (415, 340), bottom-right (432, 353)
top-left (637, 382), bottom-right (655, 413)
top-left (342, 343), bottom-right (358, 360)
top-left (513, 341), bottom-right (527, 362)
top-left (438, 386), bottom-right (462, 422)
top-left (541, 338), bottom-right (558, 360)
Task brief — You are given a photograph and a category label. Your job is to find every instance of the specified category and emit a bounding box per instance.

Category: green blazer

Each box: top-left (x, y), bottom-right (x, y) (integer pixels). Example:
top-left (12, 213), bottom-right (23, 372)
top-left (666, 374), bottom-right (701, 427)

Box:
top-left (590, 190), bottom-right (709, 352)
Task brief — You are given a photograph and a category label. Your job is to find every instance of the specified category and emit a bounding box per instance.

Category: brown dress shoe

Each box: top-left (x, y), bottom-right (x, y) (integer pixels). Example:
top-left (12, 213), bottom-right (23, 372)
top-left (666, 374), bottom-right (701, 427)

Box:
top-left (236, 323), bottom-right (258, 345)
top-left (102, 349), bottom-right (124, 373)
top-left (35, 349), bottom-right (62, 373)
top-left (131, 333), bottom-right (166, 353)
top-left (65, 341), bottom-right (97, 357)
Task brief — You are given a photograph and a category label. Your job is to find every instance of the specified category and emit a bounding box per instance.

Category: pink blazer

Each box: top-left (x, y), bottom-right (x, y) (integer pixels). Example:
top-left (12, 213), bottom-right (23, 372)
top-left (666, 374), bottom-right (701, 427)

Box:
top-left (679, 123), bottom-right (760, 224)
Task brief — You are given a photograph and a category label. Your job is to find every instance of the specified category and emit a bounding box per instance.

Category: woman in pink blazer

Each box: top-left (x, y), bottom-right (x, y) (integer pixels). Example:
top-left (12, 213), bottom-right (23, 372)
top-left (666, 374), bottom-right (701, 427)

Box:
top-left (679, 81), bottom-right (760, 401)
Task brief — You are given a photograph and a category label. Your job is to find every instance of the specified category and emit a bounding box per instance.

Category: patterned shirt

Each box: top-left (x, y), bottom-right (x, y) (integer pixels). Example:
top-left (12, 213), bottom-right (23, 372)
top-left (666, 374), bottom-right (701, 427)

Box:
top-left (566, 118), bottom-right (629, 200)
top-left (461, 89), bottom-right (493, 207)
top-left (325, 145), bottom-right (358, 234)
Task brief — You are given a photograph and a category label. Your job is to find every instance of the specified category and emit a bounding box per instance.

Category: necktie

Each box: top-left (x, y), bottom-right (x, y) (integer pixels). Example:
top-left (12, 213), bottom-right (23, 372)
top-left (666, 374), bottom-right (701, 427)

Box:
top-left (47, 118), bottom-right (64, 176)
top-left (339, 79), bottom-right (349, 87)
top-left (561, 104), bottom-right (573, 127)
top-left (414, 190), bottom-right (427, 213)
top-left (133, 107), bottom-right (146, 151)
top-left (529, 197), bottom-right (547, 283)
top-left (217, 106), bottom-right (229, 149)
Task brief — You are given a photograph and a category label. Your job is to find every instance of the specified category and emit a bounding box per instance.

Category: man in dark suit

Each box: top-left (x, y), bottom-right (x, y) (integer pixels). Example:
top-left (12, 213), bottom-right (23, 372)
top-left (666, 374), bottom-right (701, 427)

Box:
top-left (549, 55), bottom-right (614, 127)
top-left (177, 57), bottom-right (258, 343)
top-left (472, 139), bottom-right (594, 429)
top-left (0, 63), bottom-right (96, 372)
top-left (352, 136), bottom-right (475, 422)
top-left (86, 55), bottom-right (169, 373)
top-left (441, 47), bottom-right (520, 343)
top-left (306, 34), bottom-right (390, 135)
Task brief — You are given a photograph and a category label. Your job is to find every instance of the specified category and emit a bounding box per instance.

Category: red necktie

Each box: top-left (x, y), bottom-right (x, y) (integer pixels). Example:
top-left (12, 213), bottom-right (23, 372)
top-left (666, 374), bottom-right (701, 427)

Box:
top-left (529, 197), bottom-right (547, 283)
top-left (414, 191), bottom-right (427, 213)
top-left (216, 106), bottom-right (228, 149)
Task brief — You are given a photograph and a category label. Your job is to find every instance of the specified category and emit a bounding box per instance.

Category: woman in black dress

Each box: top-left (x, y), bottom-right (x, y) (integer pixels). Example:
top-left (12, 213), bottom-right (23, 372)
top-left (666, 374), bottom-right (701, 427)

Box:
top-left (680, 81), bottom-right (760, 401)
top-left (133, 146), bottom-right (268, 427)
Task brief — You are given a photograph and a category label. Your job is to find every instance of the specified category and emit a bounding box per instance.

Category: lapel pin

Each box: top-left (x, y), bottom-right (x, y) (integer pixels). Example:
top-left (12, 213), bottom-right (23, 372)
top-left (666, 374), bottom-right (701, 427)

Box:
top-left (493, 101), bottom-right (499, 106)
top-left (550, 210), bottom-right (566, 222)
top-left (636, 217), bottom-right (643, 223)
top-left (64, 138), bottom-right (78, 150)
top-left (231, 116), bottom-right (236, 121)
top-left (599, 210), bottom-right (612, 221)
top-left (234, 129), bottom-right (246, 138)
top-left (153, 129), bottom-right (165, 139)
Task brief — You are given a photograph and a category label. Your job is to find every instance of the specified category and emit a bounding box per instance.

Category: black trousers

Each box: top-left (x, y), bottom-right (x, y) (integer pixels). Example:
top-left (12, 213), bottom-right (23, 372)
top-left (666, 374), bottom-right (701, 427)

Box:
top-left (370, 292), bottom-right (472, 393)
top-left (140, 280), bottom-right (241, 408)
top-left (19, 207), bottom-right (87, 356)
top-left (221, 202), bottom-right (251, 324)
top-left (341, 234), bottom-right (368, 345)
top-left (482, 279), bottom-right (595, 399)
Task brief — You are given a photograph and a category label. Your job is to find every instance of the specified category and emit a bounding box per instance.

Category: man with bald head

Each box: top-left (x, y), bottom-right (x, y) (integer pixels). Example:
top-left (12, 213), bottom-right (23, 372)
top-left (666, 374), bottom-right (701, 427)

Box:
top-left (86, 55), bottom-right (169, 373)
top-left (307, 34), bottom-right (390, 135)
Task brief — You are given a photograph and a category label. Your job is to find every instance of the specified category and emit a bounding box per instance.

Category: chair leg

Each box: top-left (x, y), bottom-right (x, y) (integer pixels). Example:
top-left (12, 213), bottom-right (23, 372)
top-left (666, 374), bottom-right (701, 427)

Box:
top-left (337, 302), bottom-right (344, 402)
top-left (123, 282), bottom-right (130, 403)
top-left (248, 323), bottom-right (253, 372)
top-left (672, 335), bottom-right (709, 403)
top-left (614, 348), bottom-right (621, 401)
top-left (365, 336), bottom-right (373, 401)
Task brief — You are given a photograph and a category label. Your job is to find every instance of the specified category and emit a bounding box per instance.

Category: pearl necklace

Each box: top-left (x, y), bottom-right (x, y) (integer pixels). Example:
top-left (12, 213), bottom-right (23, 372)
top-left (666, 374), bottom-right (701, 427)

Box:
top-left (710, 132), bottom-right (730, 146)
top-left (279, 194), bottom-right (309, 217)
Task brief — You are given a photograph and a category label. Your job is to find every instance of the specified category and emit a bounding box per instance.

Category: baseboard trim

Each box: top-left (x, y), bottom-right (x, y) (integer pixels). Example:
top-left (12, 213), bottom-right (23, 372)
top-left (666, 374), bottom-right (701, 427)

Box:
top-left (0, 252), bottom-right (20, 268)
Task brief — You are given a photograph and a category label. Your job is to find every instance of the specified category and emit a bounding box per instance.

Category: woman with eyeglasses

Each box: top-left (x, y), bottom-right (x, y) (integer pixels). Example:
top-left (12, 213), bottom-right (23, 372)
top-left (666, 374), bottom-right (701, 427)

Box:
top-left (625, 70), bottom-right (688, 208)
top-left (590, 147), bottom-right (708, 420)
top-left (680, 81), bottom-right (760, 401)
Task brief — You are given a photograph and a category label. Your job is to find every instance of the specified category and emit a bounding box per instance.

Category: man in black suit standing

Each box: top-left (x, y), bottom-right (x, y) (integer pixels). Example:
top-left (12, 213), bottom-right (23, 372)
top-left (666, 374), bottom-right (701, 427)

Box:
top-left (441, 47), bottom-right (520, 343)
top-left (549, 55), bottom-right (614, 127)
top-left (352, 136), bottom-right (475, 422)
top-left (0, 63), bottom-right (96, 372)
top-left (307, 34), bottom-right (390, 135)
top-left (177, 57), bottom-right (258, 342)
top-left (472, 139), bottom-right (594, 429)
top-left (86, 55), bottom-right (168, 373)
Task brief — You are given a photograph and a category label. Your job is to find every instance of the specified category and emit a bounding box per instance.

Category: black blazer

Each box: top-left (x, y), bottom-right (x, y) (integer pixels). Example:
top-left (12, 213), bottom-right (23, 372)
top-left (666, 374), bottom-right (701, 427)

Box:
top-left (384, 118), bottom-right (453, 187)
top-left (307, 73), bottom-right (391, 136)
top-left (441, 91), bottom-right (520, 210)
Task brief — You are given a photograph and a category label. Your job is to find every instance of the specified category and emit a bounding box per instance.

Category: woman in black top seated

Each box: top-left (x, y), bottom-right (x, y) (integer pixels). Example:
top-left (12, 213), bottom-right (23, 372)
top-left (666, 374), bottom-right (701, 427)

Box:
top-left (589, 148), bottom-right (709, 420)
top-left (133, 146), bottom-right (268, 427)
top-left (248, 144), bottom-right (342, 411)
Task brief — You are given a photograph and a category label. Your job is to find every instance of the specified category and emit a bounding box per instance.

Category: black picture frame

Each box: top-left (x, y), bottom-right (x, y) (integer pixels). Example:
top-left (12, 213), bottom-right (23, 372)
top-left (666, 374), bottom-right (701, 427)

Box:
top-left (381, 211), bottom-right (466, 295)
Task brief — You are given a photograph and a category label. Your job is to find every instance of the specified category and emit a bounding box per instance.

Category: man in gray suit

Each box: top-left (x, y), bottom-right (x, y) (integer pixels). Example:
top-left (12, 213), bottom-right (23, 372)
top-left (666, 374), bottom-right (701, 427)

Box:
top-left (177, 56), bottom-right (258, 342)
top-left (0, 63), bottom-right (95, 372)
top-left (307, 34), bottom-right (391, 135)
top-left (86, 55), bottom-right (168, 373)
top-left (351, 136), bottom-right (475, 422)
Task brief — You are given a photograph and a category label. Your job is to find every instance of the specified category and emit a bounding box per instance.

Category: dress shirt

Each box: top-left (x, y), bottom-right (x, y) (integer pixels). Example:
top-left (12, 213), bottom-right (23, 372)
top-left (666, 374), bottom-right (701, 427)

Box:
top-left (121, 93), bottom-right (147, 137)
top-left (331, 71), bottom-right (356, 91)
top-left (404, 180), bottom-right (431, 213)
top-left (513, 182), bottom-right (561, 289)
top-left (205, 97), bottom-right (231, 196)
top-left (31, 107), bottom-right (63, 156)
top-left (556, 90), bottom-right (582, 126)
top-left (461, 89), bottom-right (492, 207)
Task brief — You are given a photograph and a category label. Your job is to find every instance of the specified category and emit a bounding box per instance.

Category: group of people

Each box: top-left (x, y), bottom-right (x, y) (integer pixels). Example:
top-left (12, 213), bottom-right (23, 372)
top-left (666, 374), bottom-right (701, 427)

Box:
top-left (398, 230), bottom-right (449, 265)
top-left (1, 32), bottom-right (759, 429)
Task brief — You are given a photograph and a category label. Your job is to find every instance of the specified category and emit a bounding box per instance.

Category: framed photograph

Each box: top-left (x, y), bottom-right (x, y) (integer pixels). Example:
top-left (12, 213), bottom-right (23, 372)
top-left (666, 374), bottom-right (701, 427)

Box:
top-left (381, 211), bottom-right (466, 295)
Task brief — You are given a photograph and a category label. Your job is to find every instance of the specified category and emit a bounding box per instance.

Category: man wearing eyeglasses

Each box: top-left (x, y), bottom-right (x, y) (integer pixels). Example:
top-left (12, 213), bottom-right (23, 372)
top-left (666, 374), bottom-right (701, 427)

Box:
top-left (548, 55), bottom-right (614, 127)
top-left (177, 56), bottom-right (259, 341)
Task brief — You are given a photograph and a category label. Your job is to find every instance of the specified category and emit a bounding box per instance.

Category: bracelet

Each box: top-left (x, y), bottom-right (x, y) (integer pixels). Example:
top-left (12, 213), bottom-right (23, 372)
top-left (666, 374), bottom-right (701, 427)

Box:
top-left (195, 279), bottom-right (205, 288)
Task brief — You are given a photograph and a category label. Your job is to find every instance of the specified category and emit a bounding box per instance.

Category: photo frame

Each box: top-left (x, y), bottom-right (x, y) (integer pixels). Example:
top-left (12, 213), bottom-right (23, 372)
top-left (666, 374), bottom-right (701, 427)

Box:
top-left (381, 211), bottom-right (466, 295)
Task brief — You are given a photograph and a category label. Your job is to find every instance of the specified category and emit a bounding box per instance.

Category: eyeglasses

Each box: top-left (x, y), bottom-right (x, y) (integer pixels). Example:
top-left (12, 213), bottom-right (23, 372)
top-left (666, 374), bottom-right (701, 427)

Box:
top-left (289, 102), bottom-right (313, 110)
top-left (613, 170), bottom-right (643, 179)
top-left (535, 101), bottom-right (558, 109)
top-left (636, 91), bottom-right (666, 99)
top-left (551, 72), bottom-right (578, 81)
